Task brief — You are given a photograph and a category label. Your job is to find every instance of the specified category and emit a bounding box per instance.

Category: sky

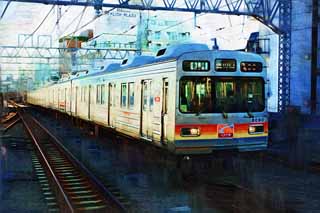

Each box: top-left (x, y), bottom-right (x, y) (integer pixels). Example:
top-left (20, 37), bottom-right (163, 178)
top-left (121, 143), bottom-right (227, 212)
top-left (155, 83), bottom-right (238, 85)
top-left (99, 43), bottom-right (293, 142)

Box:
top-left (0, 2), bottom-right (261, 79)
top-left (0, 2), bottom-right (260, 47)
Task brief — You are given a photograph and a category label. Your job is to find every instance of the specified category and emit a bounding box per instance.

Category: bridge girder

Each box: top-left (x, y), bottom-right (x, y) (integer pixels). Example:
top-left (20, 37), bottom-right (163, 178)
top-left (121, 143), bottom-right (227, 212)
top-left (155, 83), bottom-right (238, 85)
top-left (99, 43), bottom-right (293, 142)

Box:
top-left (5, 0), bottom-right (284, 33)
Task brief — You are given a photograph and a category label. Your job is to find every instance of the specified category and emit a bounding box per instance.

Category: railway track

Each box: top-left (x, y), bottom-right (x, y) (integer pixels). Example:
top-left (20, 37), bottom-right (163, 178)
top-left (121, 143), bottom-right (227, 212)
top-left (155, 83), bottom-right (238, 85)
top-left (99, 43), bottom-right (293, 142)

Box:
top-left (17, 108), bottom-right (126, 212)
top-left (1, 112), bottom-right (20, 132)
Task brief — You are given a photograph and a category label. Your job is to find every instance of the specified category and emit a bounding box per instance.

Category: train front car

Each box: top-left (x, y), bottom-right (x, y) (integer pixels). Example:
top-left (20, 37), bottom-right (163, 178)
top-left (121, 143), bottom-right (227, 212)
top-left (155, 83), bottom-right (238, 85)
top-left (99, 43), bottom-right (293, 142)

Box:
top-left (174, 50), bottom-right (268, 155)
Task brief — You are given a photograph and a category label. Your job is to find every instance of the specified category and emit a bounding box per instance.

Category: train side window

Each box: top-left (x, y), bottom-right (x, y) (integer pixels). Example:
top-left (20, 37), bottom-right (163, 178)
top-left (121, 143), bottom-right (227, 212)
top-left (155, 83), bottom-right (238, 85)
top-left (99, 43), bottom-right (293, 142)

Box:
top-left (81, 87), bottom-right (83, 102)
top-left (121, 83), bottom-right (127, 108)
top-left (163, 80), bottom-right (168, 114)
top-left (101, 85), bottom-right (106, 105)
top-left (128, 82), bottom-right (134, 109)
top-left (84, 86), bottom-right (87, 103)
top-left (75, 87), bottom-right (78, 102)
top-left (149, 81), bottom-right (154, 111)
top-left (109, 84), bottom-right (113, 107)
top-left (80, 87), bottom-right (83, 102)
top-left (113, 84), bottom-right (116, 106)
top-left (143, 82), bottom-right (148, 111)
top-left (96, 85), bottom-right (101, 104)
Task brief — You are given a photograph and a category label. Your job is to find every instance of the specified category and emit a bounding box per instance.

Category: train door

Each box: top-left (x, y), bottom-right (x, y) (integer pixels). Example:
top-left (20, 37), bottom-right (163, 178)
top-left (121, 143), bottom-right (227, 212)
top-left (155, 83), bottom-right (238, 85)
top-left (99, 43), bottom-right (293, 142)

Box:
top-left (141, 80), bottom-right (153, 140)
top-left (108, 83), bottom-right (115, 127)
top-left (161, 78), bottom-right (169, 143)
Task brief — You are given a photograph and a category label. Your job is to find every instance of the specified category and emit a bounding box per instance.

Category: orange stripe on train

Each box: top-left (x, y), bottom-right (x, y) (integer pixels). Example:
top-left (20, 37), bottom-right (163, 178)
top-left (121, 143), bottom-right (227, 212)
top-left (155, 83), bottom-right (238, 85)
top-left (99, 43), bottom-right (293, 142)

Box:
top-left (175, 122), bottom-right (268, 139)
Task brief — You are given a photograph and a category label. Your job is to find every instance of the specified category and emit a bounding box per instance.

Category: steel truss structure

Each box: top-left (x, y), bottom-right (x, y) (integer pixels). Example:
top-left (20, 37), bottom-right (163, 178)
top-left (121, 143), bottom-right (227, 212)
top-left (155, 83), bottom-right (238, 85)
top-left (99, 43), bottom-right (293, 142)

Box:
top-left (1, 0), bottom-right (292, 112)
top-left (0, 46), bottom-right (136, 61)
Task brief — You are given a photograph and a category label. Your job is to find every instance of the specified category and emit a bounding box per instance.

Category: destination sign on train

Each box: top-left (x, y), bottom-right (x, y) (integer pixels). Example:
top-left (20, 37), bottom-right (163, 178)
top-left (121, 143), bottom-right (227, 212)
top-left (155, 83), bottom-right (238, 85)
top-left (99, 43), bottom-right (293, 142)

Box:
top-left (182, 60), bottom-right (210, 71)
top-left (215, 59), bottom-right (236, 71)
top-left (240, 62), bottom-right (263, 72)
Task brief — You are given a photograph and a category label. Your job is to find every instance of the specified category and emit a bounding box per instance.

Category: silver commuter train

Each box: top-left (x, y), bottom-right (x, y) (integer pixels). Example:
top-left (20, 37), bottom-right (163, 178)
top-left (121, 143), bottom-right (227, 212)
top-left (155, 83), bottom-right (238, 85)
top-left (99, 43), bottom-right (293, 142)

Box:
top-left (27, 43), bottom-right (268, 155)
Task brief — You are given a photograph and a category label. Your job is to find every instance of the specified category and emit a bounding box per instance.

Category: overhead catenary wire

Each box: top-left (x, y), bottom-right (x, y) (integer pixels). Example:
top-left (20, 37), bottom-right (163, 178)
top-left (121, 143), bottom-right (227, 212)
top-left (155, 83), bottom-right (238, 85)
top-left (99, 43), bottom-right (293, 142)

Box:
top-left (30, 5), bottom-right (56, 36)
top-left (0, 0), bottom-right (11, 20)
top-left (14, 5), bottom-right (56, 59)
top-left (72, 6), bottom-right (87, 37)
top-left (63, 7), bottom-right (117, 38)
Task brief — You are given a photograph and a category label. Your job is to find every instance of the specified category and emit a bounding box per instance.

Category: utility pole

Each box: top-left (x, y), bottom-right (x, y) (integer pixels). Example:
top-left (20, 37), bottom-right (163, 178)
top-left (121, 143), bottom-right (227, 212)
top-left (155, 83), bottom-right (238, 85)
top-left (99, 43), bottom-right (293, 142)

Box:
top-left (311, 0), bottom-right (318, 113)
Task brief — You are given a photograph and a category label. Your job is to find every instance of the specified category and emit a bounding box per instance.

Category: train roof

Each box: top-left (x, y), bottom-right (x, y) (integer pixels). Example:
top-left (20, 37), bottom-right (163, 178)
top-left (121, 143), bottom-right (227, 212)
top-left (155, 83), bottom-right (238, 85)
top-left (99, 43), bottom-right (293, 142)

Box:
top-left (119, 55), bottom-right (155, 69)
top-left (56, 43), bottom-right (264, 83)
top-left (154, 43), bottom-right (210, 59)
top-left (104, 63), bottom-right (121, 72)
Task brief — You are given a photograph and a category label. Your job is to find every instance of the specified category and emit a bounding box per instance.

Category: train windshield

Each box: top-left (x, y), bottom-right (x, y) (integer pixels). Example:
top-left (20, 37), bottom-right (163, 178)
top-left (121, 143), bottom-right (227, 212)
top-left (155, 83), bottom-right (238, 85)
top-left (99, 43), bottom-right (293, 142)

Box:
top-left (180, 77), bottom-right (265, 113)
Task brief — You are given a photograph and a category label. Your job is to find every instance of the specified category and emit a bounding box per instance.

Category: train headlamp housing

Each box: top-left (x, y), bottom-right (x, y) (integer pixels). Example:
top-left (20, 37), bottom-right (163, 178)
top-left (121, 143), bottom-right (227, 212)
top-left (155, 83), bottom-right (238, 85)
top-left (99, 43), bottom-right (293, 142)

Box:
top-left (180, 128), bottom-right (201, 137)
top-left (248, 124), bottom-right (264, 134)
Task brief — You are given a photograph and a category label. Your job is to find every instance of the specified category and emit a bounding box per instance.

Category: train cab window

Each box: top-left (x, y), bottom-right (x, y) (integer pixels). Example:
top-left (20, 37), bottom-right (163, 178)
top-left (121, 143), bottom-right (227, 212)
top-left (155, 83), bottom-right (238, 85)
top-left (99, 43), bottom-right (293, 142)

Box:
top-left (215, 78), bottom-right (264, 112)
top-left (179, 77), bottom-right (265, 113)
top-left (101, 85), bottom-right (106, 105)
top-left (121, 83), bottom-right (127, 108)
top-left (180, 77), bottom-right (213, 113)
top-left (128, 83), bottom-right (134, 109)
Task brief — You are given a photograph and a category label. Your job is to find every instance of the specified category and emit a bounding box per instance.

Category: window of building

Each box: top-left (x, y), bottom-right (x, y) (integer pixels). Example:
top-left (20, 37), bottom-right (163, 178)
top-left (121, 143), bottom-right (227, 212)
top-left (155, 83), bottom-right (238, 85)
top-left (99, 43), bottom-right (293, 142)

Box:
top-left (154, 31), bottom-right (161, 40)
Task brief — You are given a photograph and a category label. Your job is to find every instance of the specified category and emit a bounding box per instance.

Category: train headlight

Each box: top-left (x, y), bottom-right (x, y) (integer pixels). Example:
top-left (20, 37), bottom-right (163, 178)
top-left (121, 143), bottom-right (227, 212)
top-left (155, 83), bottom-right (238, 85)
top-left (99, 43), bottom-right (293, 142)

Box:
top-left (248, 125), bottom-right (264, 134)
top-left (181, 128), bottom-right (201, 137)
top-left (248, 126), bottom-right (256, 133)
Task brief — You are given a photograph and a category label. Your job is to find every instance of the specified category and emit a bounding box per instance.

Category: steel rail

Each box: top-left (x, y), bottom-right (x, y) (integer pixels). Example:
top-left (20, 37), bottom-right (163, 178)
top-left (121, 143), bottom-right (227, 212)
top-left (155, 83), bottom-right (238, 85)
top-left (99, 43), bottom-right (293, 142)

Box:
top-left (30, 115), bottom-right (127, 212)
top-left (19, 111), bottom-right (75, 212)
top-left (3, 117), bottom-right (21, 132)
top-left (13, 101), bottom-right (126, 212)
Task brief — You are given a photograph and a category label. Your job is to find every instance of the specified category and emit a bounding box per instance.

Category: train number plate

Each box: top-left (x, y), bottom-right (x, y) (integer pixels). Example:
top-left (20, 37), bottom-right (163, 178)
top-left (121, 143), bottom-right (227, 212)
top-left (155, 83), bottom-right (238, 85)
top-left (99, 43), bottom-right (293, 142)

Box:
top-left (217, 124), bottom-right (234, 138)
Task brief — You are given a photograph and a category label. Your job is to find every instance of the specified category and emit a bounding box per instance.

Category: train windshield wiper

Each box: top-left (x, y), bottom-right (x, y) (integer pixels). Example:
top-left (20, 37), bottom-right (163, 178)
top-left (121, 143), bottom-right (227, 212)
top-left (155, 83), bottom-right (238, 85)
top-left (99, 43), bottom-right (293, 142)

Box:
top-left (196, 106), bottom-right (204, 116)
top-left (247, 110), bottom-right (254, 118)
top-left (222, 111), bottom-right (228, 119)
